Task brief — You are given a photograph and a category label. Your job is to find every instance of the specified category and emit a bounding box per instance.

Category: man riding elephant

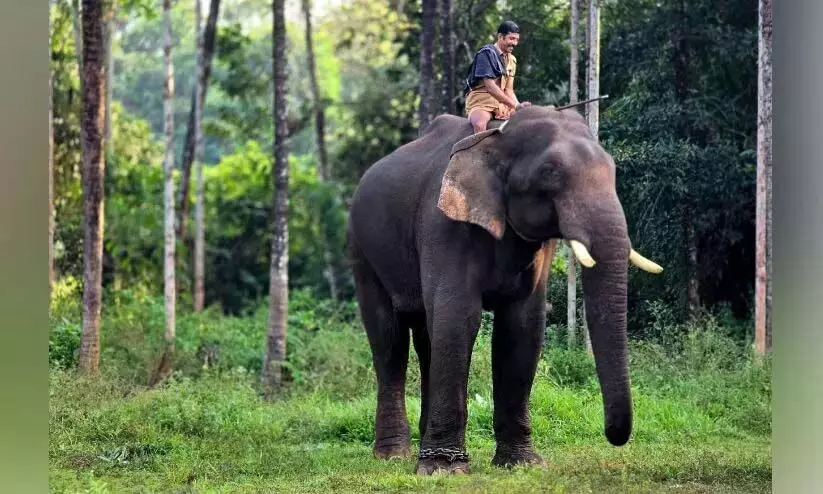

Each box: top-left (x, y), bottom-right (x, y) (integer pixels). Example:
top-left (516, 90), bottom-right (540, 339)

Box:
top-left (463, 21), bottom-right (532, 133)
top-left (347, 104), bottom-right (663, 476)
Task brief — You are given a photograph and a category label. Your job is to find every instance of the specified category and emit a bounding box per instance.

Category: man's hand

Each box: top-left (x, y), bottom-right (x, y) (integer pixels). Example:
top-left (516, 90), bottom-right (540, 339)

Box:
top-left (516, 101), bottom-right (532, 110)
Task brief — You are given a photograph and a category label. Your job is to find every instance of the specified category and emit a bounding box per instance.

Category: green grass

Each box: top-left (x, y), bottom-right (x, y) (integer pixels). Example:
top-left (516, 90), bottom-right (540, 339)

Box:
top-left (49, 284), bottom-right (771, 492)
top-left (49, 352), bottom-right (771, 493)
top-left (48, 376), bottom-right (770, 492)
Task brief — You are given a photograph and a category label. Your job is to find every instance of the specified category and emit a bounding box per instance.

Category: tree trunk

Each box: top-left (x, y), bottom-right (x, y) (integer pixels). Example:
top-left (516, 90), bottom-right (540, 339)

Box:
top-left (670, 0), bottom-right (700, 316)
top-left (302, 0), bottom-right (327, 181)
top-left (567, 0), bottom-right (579, 347)
top-left (755, 0), bottom-right (772, 354)
top-left (193, 0), bottom-right (206, 311)
top-left (177, 0), bottom-right (221, 242)
top-left (262, 0), bottom-right (289, 398)
top-left (418, 0), bottom-right (436, 133)
top-left (671, 0), bottom-right (690, 137)
top-left (585, 0), bottom-right (599, 140)
top-left (685, 207), bottom-right (700, 316)
top-left (78, 0), bottom-right (106, 374)
top-left (569, 0), bottom-right (579, 105)
top-left (583, 0), bottom-right (600, 354)
top-left (151, 0), bottom-right (177, 385)
top-left (302, 0), bottom-right (338, 301)
top-left (440, 0), bottom-right (455, 114)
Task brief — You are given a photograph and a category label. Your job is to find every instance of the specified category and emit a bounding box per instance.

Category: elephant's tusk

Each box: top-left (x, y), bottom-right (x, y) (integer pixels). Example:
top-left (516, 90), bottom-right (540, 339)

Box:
top-left (569, 240), bottom-right (596, 268)
top-left (629, 249), bottom-right (663, 274)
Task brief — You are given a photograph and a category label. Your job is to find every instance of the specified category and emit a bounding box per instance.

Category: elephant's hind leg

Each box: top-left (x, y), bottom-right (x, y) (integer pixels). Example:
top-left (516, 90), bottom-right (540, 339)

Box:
top-left (352, 260), bottom-right (411, 460)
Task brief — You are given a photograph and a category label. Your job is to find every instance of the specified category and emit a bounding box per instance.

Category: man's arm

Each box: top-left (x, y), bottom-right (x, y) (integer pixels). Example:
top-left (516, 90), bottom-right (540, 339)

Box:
top-left (505, 75), bottom-right (519, 107)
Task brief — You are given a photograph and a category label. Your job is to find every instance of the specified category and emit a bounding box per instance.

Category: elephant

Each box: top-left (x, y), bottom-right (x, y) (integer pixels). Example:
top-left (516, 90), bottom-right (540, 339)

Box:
top-left (346, 105), bottom-right (662, 475)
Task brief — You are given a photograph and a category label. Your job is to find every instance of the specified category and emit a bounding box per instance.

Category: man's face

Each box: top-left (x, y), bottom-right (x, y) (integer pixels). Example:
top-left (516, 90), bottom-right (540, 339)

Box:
top-left (497, 33), bottom-right (519, 53)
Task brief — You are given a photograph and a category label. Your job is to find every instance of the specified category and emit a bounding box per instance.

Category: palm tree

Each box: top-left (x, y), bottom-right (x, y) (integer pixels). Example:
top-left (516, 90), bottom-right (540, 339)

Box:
top-left (77, 0), bottom-right (107, 374)
top-left (262, 0), bottom-right (290, 397)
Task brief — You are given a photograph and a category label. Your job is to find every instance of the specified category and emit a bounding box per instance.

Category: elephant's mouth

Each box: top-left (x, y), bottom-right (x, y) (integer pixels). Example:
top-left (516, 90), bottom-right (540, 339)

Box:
top-left (505, 217), bottom-right (545, 243)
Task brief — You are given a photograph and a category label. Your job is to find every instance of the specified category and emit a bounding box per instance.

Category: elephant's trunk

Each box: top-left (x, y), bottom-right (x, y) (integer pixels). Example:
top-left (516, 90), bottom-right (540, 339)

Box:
top-left (579, 213), bottom-right (633, 446)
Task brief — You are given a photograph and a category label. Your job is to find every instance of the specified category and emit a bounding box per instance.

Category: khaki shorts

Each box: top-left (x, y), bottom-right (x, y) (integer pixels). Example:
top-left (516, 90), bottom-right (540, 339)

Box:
top-left (465, 89), bottom-right (506, 118)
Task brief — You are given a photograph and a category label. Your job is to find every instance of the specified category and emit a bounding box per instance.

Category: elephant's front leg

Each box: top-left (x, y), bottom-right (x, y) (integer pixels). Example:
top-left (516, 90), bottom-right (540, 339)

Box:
top-left (416, 288), bottom-right (482, 475)
top-left (490, 291), bottom-right (547, 468)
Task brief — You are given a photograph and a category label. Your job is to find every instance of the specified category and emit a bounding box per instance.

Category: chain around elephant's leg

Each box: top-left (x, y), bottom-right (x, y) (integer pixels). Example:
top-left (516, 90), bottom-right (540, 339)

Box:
top-left (415, 291), bottom-right (481, 475)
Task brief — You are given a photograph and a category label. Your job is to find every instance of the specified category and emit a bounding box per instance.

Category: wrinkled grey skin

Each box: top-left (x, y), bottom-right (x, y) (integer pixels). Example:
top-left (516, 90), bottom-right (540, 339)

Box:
top-left (347, 106), bottom-right (634, 475)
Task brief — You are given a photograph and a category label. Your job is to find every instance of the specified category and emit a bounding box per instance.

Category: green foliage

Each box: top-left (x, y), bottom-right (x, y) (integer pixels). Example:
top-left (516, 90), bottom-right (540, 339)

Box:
top-left (208, 22), bottom-right (274, 155)
top-left (199, 143), bottom-right (352, 313)
top-left (49, 277), bottom-right (83, 369)
top-left (323, 0), bottom-right (419, 183)
top-left (599, 0), bottom-right (758, 323)
top-left (48, 286), bottom-right (367, 392)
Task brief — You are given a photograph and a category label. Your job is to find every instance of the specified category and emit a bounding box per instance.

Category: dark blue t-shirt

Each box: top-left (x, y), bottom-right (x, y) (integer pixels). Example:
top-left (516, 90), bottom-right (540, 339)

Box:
top-left (463, 44), bottom-right (506, 95)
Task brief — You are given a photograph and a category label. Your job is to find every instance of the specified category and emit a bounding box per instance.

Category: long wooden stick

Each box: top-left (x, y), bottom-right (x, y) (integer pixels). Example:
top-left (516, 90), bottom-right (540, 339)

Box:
top-left (555, 94), bottom-right (608, 111)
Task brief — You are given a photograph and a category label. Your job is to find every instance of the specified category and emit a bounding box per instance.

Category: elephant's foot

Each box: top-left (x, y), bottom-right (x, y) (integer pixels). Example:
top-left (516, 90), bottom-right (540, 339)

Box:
top-left (415, 447), bottom-right (470, 475)
top-left (373, 442), bottom-right (412, 460)
top-left (491, 444), bottom-right (546, 469)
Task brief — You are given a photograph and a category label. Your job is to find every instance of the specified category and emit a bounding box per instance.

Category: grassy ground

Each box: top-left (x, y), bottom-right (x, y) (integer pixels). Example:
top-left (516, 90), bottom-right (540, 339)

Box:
top-left (49, 350), bottom-right (771, 493)
top-left (49, 370), bottom-right (771, 493)
top-left (49, 287), bottom-right (771, 492)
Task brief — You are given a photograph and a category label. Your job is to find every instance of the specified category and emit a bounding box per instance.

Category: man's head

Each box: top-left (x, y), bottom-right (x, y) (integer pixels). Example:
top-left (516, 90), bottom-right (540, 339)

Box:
top-left (495, 21), bottom-right (520, 53)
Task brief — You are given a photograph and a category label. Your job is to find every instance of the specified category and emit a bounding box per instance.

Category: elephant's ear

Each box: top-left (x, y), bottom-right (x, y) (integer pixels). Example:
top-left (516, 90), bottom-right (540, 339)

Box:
top-left (437, 128), bottom-right (506, 240)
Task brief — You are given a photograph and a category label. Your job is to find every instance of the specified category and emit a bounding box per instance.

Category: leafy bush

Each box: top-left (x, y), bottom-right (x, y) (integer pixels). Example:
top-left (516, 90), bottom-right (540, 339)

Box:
top-left (49, 276), bottom-right (83, 369)
top-left (542, 347), bottom-right (597, 388)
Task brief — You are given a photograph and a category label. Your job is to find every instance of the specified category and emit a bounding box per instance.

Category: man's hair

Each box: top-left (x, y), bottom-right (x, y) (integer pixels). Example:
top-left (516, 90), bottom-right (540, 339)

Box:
top-left (497, 20), bottom-right (520, 36)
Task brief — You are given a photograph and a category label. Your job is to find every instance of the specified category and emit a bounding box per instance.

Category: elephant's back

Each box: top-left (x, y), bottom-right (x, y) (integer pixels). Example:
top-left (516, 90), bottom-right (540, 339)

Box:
top-left (350, 114), bottom-right (471, 227)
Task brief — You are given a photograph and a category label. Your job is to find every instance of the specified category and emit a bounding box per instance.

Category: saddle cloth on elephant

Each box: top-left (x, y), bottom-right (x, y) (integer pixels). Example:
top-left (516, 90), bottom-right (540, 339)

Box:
top-left (463, 44), bottom-right (517, 120)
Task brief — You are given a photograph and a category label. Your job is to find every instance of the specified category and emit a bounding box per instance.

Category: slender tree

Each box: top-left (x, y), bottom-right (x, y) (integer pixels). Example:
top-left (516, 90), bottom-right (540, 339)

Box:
top-left (176, 0), bottom-right (221, 242)
top-left (78, 0), bottom-right (106, 374)
top-left (193, 0), bottom-right (206, 311)
top-left (262, 0), bottom-right (290, 397)
top-left (302, 0), bottom-right (338, 301)
top-left (755, 0), bottom-right (772, 354)
top-left (567, 0), bottom-right (579, 347)
top-left (585, 0), bottom-right (600, 140)
top-left (583, 0), bottom-right (600, 354)
top-left (667, 0), bottom-right (700, 316)
top-left (302, 0), bottom-right (328, 180)
top-left (151, 0), bottom-right (177, 384)
top-left (418, 0), bottom-right (436, 133)
top-left (440, 0), bottom-right (455, 114)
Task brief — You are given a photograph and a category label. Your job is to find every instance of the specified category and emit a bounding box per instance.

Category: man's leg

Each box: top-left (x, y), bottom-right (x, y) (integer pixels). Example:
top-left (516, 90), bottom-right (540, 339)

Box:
top-left (468, 109), bottom-right (492, 133)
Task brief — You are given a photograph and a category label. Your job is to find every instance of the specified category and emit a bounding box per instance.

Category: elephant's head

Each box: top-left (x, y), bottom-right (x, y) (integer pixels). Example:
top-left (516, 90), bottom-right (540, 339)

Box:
top-left (437, 105), bottom-right (662, 447)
